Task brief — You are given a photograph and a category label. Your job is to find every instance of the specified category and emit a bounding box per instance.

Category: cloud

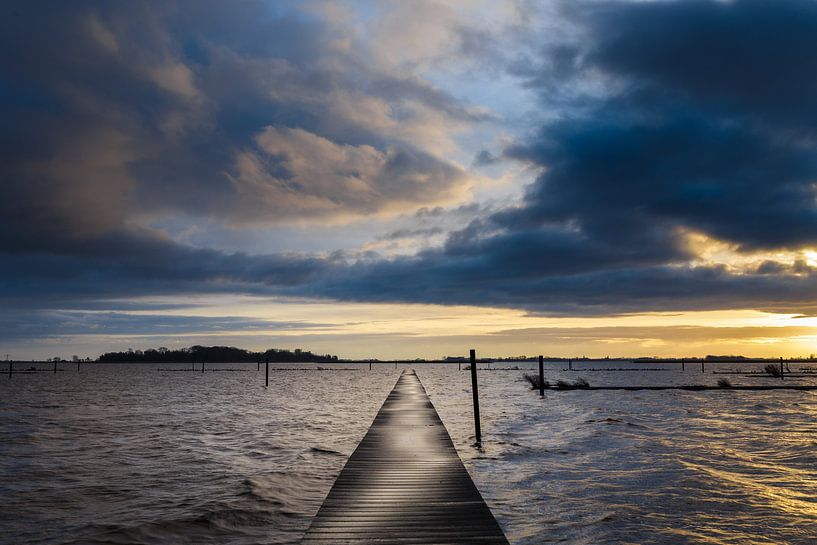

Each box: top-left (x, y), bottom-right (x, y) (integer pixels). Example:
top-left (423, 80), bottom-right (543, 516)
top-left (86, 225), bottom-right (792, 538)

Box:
top-left (0, 0), bottom-right (486, 249)
top-left (0, 310), bottom-right (329, 341)
top-left (228, 126), bottom-right (469, 222)
top-left (378, 227), bottom-right (446, 241)
top-left (6, 0), bottom-right (817, 340)
top-left (306, 0), bottom-right (817, 315)
top-left (0, 227), bottom-right (337, 309)
top-left (473, 150), bottom-right (501, 167)
top-left (580, 0), bottom-right (817, 131)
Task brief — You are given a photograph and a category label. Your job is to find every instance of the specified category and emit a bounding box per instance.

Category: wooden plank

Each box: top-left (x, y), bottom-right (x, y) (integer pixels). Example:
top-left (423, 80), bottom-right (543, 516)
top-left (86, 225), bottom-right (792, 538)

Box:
top-left (302, 370), bottom-right (509, 545)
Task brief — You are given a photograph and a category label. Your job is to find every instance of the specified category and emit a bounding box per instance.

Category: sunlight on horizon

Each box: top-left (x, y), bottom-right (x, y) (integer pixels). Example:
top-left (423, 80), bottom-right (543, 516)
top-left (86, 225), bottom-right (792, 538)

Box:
top-left (32, 296), bottom-right (817, 360)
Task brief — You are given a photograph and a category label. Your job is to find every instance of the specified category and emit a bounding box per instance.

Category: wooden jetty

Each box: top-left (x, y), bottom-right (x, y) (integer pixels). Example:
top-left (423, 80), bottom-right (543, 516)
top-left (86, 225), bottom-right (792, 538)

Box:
top-left (302, 370), bottom-right (509, 545)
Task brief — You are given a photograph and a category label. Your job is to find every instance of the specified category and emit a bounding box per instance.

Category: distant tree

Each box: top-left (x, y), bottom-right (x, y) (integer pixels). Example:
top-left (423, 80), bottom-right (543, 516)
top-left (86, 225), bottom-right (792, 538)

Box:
top-left (97, 345), bottom-right (335, 363)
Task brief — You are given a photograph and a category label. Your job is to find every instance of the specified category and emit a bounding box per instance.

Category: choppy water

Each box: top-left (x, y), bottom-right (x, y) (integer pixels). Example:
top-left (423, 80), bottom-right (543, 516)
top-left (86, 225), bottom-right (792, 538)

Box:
top-left (1, 362), bottom-right (816, 544)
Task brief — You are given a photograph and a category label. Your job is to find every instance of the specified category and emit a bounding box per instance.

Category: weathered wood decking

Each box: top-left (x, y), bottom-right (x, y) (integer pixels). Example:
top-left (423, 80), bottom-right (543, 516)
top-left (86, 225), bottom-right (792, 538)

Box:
top-left (302, 370), bottom-right (509, 545)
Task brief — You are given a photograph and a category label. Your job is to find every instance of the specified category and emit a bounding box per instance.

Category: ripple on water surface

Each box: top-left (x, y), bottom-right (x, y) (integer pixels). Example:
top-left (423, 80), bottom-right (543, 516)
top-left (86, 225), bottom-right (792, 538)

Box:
top-left (2, 362), bottom-right (817, 544)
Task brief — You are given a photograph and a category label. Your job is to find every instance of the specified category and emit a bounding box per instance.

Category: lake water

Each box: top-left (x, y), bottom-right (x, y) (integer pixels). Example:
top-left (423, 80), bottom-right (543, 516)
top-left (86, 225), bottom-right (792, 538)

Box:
top-left (1, 362), bottom-right (816, 544)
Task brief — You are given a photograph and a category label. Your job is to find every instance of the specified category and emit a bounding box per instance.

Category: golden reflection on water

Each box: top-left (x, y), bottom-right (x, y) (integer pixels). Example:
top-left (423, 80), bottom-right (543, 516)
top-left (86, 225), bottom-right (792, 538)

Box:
top-left (663, 526), bottom-right (777, 545)
top-left (680, 460), bottom-right (817, 517)
top-left (426, 369), bottom-right (817, 545)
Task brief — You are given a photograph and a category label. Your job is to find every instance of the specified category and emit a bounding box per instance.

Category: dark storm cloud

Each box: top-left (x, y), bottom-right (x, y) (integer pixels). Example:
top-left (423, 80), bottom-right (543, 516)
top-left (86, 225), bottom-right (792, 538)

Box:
top-left (0, 310), bottom-right (328, 341)
top-left (504, 112), bottom-right (817, 250)
top-left (0, 0), bottom-right (484, 325)
top-left (581, 0), bottom-right (817, 130)
top-left (310, 0), bottom-right (817, 314)
top-left (0, 0), bottom-right (476, 242)
top-left (491, 0), bottom-right (817, 257)
top-left (0, 228), bottom-right (336, 305)
top-left (311, 255), bottom-right (817, 315)
top-left (6, 0), bottom-right (817, 326)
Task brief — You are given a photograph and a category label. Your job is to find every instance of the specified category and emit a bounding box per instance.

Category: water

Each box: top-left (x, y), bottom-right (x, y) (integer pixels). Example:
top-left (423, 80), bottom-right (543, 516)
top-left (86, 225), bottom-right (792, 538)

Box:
top-left (1, 362), bottom-right (816, 544)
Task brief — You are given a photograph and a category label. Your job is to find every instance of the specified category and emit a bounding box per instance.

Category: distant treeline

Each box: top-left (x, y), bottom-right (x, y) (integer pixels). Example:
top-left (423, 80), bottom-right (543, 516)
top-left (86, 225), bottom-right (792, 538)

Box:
top-left (97, 345), bottom-right (338, 363)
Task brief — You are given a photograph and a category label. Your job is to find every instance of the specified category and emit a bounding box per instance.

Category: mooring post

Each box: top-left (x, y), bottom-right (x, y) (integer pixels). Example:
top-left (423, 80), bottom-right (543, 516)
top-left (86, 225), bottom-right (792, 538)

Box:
top-left (568, 358), bottom-right (572, 371)
top-left (8, 360), bottom-right (11, 379)
top-left (458, 361), bottom-right (461, 371)
top-left (257, 360), bottom-right (260, 371)
top-left (201, 360), bottom-right (205, 373)
top-left (681, 358), bottom-right (685, 371)
top-left (701, 360), bottom-right (705, 373)
top-left (369, 362), bottom-right (372, 371)
top-left (538, 355), bottom-right (544, 396)
top-left (469, 349), bottom-right (482, 443)
top-left (265, 358), bottom-right (269, 387)
top-left (780, 357), bottom-right (784, 381)
top-left (77, 360), bottom-right (80, 372)
top-left (54, 360), bottom-right (57, 374)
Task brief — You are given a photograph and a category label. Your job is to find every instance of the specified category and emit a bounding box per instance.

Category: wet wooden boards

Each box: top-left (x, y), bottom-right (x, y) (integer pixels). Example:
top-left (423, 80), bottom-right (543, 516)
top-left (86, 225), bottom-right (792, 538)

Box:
top-left (302, 370), bottom-right (509, 545)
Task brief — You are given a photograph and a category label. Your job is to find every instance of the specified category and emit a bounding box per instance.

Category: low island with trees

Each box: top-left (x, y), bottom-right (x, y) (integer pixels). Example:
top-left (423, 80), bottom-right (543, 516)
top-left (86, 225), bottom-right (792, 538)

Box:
top-left (97, 345), bottom-right (338, 364)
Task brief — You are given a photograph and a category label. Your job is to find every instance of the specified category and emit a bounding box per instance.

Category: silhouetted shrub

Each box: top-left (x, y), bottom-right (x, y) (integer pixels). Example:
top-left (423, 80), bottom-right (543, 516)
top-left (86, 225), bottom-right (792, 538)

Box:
top-left (523, 373), bottom-right (548, 390)
top-left (764, 363), bottom-right (781, 377)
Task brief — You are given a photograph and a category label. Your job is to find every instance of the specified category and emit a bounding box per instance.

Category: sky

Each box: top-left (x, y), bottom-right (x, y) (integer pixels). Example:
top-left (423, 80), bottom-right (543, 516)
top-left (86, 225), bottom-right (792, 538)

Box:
top-left (4, 0), bottom-right (817, 360)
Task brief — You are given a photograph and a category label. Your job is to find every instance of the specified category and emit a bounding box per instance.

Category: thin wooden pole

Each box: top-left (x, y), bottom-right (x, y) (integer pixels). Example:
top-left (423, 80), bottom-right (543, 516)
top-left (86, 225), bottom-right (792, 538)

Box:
top-left (265, 358), bottom-right (269, 387)
top-left (369, 362), bottom-right (372, 371)
top-left (54, 360), bottom-right (57, 374)
top-left (257, 360), bottom-right (260, 371)
top-left (568, 358), bottom-right (572, 371)
top-left (201, 360), bottom-right (205, 373)
top-left (8, 360), bottom-right (11, 379)
top-left (681, 358), bottom-right (685, 371)
top-left (780, 357), bottom-right (784, 381)
top-left (538, 355), bottom-right (544, 396)
top-left (469, 349), bottom-right (481, 443)
top-left (701, 360), bottom-right (705, 373)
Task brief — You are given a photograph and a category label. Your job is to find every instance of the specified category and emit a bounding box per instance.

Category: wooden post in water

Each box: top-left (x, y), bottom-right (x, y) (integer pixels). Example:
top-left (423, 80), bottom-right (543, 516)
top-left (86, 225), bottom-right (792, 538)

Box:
top-left (201, 360), bottom-right (205, 373)
top-left (469, 349), bottom-right (482, 443)
top-left (781, 357), bottom-right (784, 381)
top-left (369, 362), bottom-right (372, 371)
top-left (54, 360), bottom-right (57, 374)
top-left (77, 360), bottom-right (80, 372)
top-left (265, 358), bottom-right (269, 387)
top-left (538, 355), bottom-right (544, 396)
top-left (701, 360), bottom-right (705, 373)
top-left (458, 361), bottom-right (461, 371)
top-left (257, 360), bottom-right (260, 371)
top-left (8, 360), bottom-right (11, 379)
top-left (568, 358), bottom-right (572, 371)
top-left (681, 358), bottom-right (685, 371)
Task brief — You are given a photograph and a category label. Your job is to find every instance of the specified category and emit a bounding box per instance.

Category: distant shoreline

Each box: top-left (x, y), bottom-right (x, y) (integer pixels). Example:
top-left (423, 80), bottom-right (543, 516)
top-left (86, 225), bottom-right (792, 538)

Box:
top-left (7, 357), bottom-right (817, 365)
